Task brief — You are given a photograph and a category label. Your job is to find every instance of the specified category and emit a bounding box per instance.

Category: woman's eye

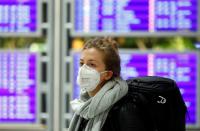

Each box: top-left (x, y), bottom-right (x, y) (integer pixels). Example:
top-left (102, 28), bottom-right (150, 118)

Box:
top-left (79, 62), bottom-right (83, 66)
top-left (88, 63), bottom-right (96, 67)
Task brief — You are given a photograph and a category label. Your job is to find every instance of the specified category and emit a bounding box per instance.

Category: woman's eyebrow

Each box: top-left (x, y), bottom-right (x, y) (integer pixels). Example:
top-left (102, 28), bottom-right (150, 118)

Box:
top-left (80, 59), bottom-right (99, 63)
top-left (88, 59), bottom-right (98, 62)
top-left (80, 58), bottom-right (97, 61)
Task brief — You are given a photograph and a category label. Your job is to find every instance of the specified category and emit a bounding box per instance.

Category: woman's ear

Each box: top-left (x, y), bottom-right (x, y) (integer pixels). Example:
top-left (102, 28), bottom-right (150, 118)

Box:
top-left (104, 71), bottom-right (113, 80)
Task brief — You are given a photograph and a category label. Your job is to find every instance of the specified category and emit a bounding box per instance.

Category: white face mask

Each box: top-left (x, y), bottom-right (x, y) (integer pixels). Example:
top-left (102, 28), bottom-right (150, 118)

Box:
top-left (77, 64), bottom-right (107, 92)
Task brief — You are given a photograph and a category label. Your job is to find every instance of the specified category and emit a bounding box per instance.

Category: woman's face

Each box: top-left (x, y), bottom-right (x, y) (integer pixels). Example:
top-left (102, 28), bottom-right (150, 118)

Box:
top-left (79, 48), bottom-right (113, 96)
top-left (80, 48), bottom-right (106, 73)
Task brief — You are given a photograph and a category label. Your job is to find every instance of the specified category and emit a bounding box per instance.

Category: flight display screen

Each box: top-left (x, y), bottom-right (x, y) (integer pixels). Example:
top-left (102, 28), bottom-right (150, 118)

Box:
top-left (73, 0), bottom-right (199, 36)
top-left (0, 52), bottom-right (38, 123)
top-left (0, 0), bottom-right (40, 36)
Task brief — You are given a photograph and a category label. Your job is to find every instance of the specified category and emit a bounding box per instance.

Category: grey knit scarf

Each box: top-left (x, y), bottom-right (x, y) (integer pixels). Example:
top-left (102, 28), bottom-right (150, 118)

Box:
top-left (68, 78), bottom-right (128, 131)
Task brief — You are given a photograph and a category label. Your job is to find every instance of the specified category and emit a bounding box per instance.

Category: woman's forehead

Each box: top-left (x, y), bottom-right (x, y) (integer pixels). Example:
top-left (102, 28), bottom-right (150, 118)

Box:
top-left (80, 48), bottom-right (104, 61)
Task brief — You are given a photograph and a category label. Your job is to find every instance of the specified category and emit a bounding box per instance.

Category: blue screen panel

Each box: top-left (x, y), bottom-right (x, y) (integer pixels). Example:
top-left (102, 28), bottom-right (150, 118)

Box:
top-left (0, 51), bottom-right (38, 124)
top-left (73, 0), bottom-right (199, 36)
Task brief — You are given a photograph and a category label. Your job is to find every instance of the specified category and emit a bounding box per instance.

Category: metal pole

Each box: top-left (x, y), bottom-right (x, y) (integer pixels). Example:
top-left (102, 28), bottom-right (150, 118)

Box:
top-left (53, 0), bottom-right (61, 130)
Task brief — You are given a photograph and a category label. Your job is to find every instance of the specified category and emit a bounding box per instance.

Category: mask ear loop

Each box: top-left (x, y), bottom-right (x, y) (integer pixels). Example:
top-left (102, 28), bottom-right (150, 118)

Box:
top-left (100, 71), bottom-right (108, 74)
top-left (100, 70), bottom-right (114, 82)
top-left (98, 71), bottom-right (108, 87)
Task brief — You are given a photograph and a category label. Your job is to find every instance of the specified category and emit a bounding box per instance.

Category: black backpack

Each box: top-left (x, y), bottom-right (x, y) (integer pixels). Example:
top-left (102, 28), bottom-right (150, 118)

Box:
top-left (126, 76), bottom-right (187, 131)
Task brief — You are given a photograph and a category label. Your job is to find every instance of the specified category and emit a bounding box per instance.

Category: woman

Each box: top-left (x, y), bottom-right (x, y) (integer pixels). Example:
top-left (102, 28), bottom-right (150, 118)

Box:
top-left (69, 37), bottom-right (146, 131)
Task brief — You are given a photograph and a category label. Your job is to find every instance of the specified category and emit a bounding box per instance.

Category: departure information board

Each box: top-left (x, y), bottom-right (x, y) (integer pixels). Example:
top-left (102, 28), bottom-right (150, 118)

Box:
top-left (73, 0), bottom-right (199, 36)
top-left (0, 52), bottom-right (38, 124)
top-left (0, 0), bottom-right (40, 36)
top-left (71, 50), bottom-right (199, 127)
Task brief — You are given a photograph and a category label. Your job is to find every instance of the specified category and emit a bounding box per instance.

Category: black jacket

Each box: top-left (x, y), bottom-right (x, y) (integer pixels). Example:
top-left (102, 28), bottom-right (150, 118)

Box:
top-left (102, 95), bottom-right (153, 131)
top-left (79, 95), bottom-right (153, 131)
